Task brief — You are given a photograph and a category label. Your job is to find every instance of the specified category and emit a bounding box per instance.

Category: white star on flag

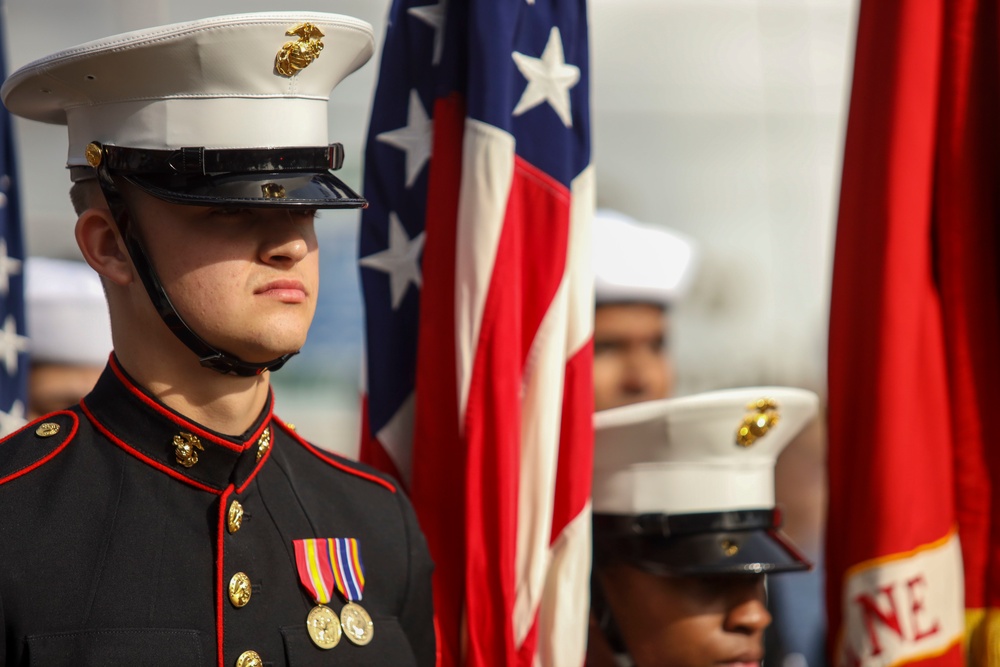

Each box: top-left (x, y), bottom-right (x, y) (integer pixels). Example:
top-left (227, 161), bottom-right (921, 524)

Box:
top-left (359, 213), bottom-right (426, 310)
top-left (0, 238), bottom-right (22, 297)
top-left (0, 314), bottom-right (28, 376)
top-left (408, 0), bottom-right (448, 65)
top-left (0, 399), bottom-right (25, 437)
top-left (512, 26), bottom-right (581, 127)
top-left (376, 90), bottom-right (434, 188)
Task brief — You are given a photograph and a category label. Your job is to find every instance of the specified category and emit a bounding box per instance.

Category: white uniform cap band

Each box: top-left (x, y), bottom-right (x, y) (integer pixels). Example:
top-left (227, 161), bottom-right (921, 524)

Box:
top-left (1, 12), bottom-right (375, 165)
top-left (592, 386), bottom-right (819, 515)
top-left (593, 209), bottom-right (698, 307)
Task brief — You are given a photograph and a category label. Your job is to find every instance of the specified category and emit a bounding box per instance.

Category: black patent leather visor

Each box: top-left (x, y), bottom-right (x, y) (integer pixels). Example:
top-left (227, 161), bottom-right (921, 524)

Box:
top-left (86, 142), bottom-right (367, 209)
top-left (593, 509), bottom-right (812, 576)
top-left (121, 170), bottom-right (366, 208)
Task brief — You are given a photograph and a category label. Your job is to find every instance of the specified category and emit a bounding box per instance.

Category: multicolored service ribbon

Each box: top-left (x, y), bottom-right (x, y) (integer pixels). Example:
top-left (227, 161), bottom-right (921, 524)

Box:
top-left (292, 538), bottom-right (366, 604)
top-left (331, 537), bottom-right (366, 602)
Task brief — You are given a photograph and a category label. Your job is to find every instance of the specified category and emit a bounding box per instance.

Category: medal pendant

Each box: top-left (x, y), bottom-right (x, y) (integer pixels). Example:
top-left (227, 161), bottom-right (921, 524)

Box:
top-left (306, 604), bottom-right (342, 649)
top-left (340, 601), bottom-right (374, 646)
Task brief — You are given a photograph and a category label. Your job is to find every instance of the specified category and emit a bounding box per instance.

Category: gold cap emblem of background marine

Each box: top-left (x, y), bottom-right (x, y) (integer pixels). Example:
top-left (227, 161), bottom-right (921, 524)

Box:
top-left (275, 23), bottom-right (325, 77)
top-left (735, 398), bottom-right (780, 448)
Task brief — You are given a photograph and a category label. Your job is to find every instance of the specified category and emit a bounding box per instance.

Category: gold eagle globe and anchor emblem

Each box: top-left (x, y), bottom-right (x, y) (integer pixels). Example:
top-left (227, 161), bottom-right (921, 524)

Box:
top-left (735, 398), bottom-right (780, 448)
top-left (173, 431), bottom-right (204, 467)
top-left (275, 23), bottom-right (325, 77)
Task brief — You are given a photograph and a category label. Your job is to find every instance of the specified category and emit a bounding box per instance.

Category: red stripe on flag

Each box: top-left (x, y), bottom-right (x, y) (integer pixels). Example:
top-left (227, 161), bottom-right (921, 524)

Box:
top-left (509, 157), bottom-right (571, 362)
top-left (549, 340), bottom-right (594, 544)
top-left (411, 94), bottom-right (466, 667)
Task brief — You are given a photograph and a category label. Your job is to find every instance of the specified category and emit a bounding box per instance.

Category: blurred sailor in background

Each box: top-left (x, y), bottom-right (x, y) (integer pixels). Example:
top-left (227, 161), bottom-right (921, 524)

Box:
top-left (587, 387), bottom-right (819, 667)
top-left (592, 209), bottom-right (697, 411)
top-left (24, 257), bottom-right (112, 419)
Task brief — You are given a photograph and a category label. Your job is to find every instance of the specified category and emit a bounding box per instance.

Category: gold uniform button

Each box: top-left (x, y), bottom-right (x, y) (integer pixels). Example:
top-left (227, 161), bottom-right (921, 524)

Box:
top-left (35, 423), bottom-right (60, 438)
top-left (228, 500), bottom-right (244, 534)
top-left (255, 427), bottom-right (271, 462)
top-left (228, 572), bottom-right (252, 608)
top-left (235, 650), bottom-right (262, 667)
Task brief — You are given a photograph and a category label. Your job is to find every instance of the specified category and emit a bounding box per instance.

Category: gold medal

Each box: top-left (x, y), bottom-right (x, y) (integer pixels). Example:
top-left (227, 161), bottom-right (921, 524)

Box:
top-left (340, 601), bottom-right (374, 646)
top-left (306, 604), bottom-right (342, 649)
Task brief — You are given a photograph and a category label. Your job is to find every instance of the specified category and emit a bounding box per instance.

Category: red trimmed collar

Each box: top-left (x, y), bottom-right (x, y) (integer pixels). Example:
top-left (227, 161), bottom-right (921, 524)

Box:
top-left (81, 355), bottom-right (274, 492)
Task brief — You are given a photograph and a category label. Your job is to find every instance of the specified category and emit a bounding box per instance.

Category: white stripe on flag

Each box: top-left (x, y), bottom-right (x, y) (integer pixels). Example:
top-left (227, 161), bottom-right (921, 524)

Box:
top-left (375, 391), bottom-right (415, 485)
top-left (565, 164), bottom-right (596, 354)
top-left (454, 118), bottom-right (516, 426)
top-left (514, 263), bottom-right (571, 645)
top-left (535, 502), bottom-right (592, 667)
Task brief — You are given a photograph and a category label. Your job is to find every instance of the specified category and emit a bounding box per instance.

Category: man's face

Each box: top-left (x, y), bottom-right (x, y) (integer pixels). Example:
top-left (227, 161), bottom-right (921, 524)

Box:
top-left (593, 303), bottom-right (673, 411)
top-left (129, 193), bottom-right (320, 364)
top-left (28, 362), bottom-right (104, 418)
top-left (594, 563), bottom-right (770, 667)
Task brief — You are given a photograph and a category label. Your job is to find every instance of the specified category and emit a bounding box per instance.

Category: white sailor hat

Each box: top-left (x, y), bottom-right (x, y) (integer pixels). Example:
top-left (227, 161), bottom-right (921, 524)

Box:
top-left (592, 386), bottom-right (818, 575)
top-left (25, 257), bottom-right (112, 366)
top-left (1, 12), bottom-right (374, 207)
top-left (593, 209), bottom-right (698, 307)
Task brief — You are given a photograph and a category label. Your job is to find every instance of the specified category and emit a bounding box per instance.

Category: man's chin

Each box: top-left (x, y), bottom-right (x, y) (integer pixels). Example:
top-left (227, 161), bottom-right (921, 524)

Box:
top-left (205, 340), bottom-right (304, 369)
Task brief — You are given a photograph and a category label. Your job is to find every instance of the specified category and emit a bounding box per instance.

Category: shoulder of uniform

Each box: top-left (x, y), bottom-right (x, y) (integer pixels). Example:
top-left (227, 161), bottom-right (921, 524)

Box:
top-left (272, 418), bottom-right (399, 494)
top-left (0, 410), bottom-right (79, 486)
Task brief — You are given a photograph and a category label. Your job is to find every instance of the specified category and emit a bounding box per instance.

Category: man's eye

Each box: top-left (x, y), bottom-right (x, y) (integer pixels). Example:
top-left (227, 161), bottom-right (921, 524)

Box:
top-left (210, 207), bottom-right (253, 218)
top-left (594, 341), bottom-right (621, 356)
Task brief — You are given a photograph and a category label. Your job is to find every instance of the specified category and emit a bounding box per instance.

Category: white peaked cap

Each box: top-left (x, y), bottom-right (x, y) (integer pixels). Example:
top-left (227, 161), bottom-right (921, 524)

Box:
top-left (1, 12), bottom-right (375, 167)
top-left (25, 257), bottom-right (113, 366)
top-left (593, 209), bottom-right (698, 307)
top-left (592, 387), bottom-right (819, 516)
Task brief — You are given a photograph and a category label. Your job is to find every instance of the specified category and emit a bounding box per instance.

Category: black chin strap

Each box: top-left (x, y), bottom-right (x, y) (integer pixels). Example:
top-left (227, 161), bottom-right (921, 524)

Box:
top-left (591, 571), bottom-right (637, 667)
top-left (94, 169), bottom-right (297, 377)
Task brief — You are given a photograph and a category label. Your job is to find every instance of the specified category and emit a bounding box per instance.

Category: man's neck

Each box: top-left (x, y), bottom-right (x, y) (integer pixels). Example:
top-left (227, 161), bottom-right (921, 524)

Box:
top-left (116, 349), bottom-right (272, 436)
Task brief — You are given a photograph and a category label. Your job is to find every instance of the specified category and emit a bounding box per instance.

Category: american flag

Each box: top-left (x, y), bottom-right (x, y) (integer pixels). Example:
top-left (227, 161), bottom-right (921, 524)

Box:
top-left (0, 17), bottom-right (28, 437)
top-left (358, 0), bottom-right (594, 664)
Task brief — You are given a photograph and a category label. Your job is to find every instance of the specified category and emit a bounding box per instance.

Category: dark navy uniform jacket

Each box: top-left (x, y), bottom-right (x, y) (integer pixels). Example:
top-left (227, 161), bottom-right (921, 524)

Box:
top-left (0, 357), bottom-right (436, 666)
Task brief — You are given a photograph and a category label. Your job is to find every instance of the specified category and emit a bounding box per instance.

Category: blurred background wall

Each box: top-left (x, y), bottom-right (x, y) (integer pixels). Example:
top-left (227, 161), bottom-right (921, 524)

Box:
top-left (2, 0), bottom-right (858, 454)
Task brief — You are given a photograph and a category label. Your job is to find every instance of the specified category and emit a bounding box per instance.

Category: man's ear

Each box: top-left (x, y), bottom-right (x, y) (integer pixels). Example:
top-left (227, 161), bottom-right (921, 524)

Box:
top-left (75, 207), bottom-right (133, 286)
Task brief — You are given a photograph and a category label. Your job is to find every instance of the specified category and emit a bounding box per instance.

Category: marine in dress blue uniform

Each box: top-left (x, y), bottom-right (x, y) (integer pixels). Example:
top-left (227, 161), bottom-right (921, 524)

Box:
top-left (587, 388), bottom-right (817, 667)
top-left (0, 13), bottom-right (434, 667)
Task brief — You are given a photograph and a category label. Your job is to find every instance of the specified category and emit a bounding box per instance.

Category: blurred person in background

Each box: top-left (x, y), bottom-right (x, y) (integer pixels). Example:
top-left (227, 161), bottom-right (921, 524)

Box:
top-left (587, 386), bottom-right (819, 667)
top-left (24, 257), bottom-right (112, 420)
top-left (589, 209), bottom-right (825, 667)
top-left (591, 209), bottom-right (697, 411)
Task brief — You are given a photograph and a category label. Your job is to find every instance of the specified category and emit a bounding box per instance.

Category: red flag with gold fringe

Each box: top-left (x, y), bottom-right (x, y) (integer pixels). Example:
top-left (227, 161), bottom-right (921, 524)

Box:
top-left (827, 0), bottom-right (1000, 665)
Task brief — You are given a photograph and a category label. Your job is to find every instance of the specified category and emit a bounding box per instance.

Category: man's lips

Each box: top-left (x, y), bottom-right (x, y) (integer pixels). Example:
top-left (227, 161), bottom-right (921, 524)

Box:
top-left (718, 655), bottom-right (762, 667)
top-left (255, 279), bottom-right (307, 303)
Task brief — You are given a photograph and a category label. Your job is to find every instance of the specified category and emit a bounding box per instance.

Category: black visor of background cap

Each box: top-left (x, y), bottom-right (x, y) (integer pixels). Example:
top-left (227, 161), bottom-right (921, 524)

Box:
top-left (591, 387), bottom-right (819, 575)
top-left (592, 209), bottom-right (699, 308)
top-left (0, 12), bottom-right (374, 208)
